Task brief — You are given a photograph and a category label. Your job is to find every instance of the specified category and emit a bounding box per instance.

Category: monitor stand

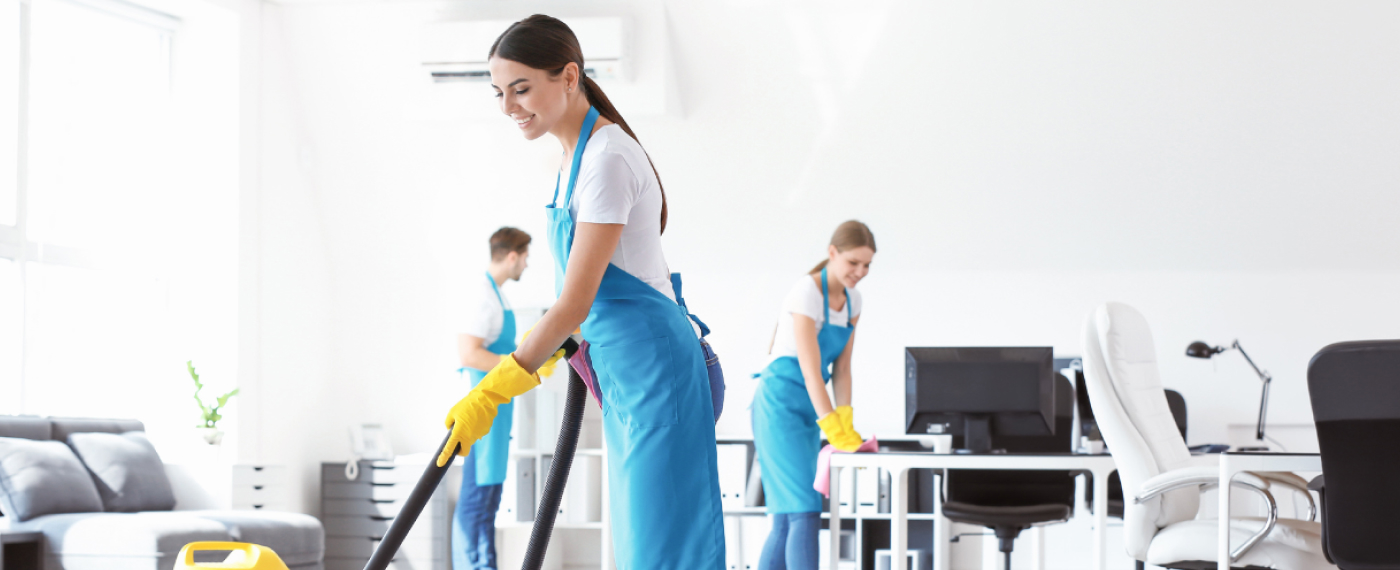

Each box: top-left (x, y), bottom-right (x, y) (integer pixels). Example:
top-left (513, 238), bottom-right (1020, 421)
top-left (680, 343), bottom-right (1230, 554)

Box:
top-left (954, 415), bottom-right (1006, 454)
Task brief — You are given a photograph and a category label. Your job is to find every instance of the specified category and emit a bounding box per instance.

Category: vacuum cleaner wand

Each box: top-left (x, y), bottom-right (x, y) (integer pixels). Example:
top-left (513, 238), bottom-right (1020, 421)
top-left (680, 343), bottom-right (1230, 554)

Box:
top-left (362, 338), bottom-right (584, 570)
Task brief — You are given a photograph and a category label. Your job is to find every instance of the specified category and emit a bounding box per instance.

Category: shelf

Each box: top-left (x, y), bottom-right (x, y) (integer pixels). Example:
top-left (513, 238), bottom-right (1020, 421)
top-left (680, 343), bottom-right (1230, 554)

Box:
top-left (830, 512), bottom-right (940, 520)
top-left (722, 508), bottom-right (939, 521)
top-left (510, 448), bottom-right (605, 457)
top-left (499, 521), bottom-right (604, 530)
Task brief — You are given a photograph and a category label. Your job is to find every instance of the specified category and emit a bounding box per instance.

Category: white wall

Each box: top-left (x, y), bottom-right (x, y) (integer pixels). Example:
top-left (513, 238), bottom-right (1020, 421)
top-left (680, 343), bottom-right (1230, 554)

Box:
top-left (239, 0), bottom-right (1400, 564)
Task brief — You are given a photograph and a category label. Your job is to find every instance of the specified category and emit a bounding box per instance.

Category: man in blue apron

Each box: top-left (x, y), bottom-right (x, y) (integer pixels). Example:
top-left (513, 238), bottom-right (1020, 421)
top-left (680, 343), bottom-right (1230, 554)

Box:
top-left (452, 227), bottom-right (530, 570)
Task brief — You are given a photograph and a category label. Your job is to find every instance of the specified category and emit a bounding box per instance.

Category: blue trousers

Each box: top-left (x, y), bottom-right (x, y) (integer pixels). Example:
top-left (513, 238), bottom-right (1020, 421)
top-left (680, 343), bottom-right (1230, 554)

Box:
top-left (759, 512), bottom-right (820, 570)
top-left (453, 456), bottom-right (503, 570)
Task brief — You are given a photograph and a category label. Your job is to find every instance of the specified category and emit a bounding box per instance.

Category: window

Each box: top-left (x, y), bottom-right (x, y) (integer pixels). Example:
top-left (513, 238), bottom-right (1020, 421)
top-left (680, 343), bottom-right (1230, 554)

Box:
top-left (27, 0), bottom-right (173, 251)
top-left (1, 0), bottom-right (18, 227)
top-left (2, 0), bottom-right (230, 423)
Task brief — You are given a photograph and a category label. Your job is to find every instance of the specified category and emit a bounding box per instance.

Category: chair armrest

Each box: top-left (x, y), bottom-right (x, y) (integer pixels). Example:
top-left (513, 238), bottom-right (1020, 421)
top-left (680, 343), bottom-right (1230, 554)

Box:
top-left (1308, 474), bottom-right (1324, 492)
top-left (1248, 471), bottom-right (1317, 521)
top-left (1134, 466), bottom-right (1278, 563)
top-left (1135, 466), bottom-right (1267, 503)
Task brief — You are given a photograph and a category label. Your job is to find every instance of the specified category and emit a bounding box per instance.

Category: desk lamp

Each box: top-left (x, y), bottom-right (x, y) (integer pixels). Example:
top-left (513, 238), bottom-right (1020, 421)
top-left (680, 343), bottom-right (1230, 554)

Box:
top-left (1186, 340), bottom-right (1272, 450)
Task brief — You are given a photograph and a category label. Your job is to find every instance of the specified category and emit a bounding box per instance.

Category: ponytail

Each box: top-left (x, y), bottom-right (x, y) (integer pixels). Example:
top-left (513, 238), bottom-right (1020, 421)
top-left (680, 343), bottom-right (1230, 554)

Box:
top-left (580, 75), bottom-right (668, 234)
top-left (490, 15), bottom-right (668, 234)
top-left (810, 220), bottom-right (877, 274)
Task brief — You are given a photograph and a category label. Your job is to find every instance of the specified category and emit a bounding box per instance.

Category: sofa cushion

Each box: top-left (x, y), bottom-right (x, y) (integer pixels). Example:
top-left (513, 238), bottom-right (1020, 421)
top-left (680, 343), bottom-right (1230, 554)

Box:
top-left (68, 432), bottom-right (177, 512)
top-left (186, 511), bottom-right (325, 566)
top-left (49, 417), bottom-right (145, 443)
top-left (13, 510), bottom-right (326, 570)
top-left (0, 437), bottom-right (104, 522)
top-left (14, 511), bottom-right (229, 570)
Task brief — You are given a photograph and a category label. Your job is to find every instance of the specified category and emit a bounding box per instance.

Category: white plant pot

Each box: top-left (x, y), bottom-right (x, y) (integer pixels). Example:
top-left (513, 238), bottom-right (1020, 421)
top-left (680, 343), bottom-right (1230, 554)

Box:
top-left (197, 427), bottom-right (224, 446)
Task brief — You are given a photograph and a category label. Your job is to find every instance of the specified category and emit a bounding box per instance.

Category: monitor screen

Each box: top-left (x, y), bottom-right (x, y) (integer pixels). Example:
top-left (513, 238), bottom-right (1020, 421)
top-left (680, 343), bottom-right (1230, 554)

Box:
top-left (905, 347), bottom-right (1055, 449)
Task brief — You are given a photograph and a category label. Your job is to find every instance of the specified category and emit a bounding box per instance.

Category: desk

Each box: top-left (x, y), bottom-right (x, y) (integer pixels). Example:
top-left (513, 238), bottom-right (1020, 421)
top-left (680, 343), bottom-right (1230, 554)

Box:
top-left (828, 452), bottom-right (1117, 570)
top-left (1215, 452), bottom-right (1321, 570)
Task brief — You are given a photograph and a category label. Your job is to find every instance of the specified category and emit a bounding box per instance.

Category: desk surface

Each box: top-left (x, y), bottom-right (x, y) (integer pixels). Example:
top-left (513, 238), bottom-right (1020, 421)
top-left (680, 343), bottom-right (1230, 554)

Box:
top-left (829, 452), bottom-right (1116, 471)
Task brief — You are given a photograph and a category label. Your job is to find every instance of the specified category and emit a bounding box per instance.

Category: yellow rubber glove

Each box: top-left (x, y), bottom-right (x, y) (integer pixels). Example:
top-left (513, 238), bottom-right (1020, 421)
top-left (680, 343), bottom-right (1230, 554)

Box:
top-left (536, 349), bottom-right (567, 377)
top-left (836, 405), bottom-right (863, 443)
top-left (817, 410), bottom-right (863, 452)
top-left (519, 326), bottom-right (568, 377)
top-left (438, 354), bottom-right (541, 467)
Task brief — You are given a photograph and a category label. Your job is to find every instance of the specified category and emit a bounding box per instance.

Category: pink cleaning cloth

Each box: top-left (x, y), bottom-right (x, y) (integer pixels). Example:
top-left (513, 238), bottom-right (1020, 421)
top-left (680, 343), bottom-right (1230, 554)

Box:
top-left (813, 436), bottom-right (880, 498)
top-left (567, 340), bottom-right (603, 411)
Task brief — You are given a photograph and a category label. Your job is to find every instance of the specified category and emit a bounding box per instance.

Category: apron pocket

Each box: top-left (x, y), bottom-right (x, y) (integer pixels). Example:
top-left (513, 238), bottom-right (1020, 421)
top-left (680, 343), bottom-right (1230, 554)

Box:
top-left (592, 336), bottom-right (678, 428)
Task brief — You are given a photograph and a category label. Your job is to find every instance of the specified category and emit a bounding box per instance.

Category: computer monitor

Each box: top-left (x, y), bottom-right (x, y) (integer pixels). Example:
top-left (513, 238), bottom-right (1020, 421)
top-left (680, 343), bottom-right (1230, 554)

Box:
top-left (905, 347), bottom-right (1056, 453)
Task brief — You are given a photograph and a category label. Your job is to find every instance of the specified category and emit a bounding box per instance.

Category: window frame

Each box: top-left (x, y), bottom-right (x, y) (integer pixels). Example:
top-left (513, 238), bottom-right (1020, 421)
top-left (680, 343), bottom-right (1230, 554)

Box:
top-left (2, 0), bottom-right (180, 413)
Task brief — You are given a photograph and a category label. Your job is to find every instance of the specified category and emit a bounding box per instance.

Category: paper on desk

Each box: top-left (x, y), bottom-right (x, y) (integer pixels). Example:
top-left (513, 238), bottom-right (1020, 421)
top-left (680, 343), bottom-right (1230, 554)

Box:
top-left (813, 436), bottom-right (879, 498)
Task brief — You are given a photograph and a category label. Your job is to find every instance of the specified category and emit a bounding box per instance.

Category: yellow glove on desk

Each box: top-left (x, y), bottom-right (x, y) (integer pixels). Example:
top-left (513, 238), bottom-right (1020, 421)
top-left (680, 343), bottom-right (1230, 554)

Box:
top-left (836, 405), bottom-right (863, 443)
top-left (438, 354), bottom-right (541, 467)
top-left (817, 410), bottom-right (864, 452)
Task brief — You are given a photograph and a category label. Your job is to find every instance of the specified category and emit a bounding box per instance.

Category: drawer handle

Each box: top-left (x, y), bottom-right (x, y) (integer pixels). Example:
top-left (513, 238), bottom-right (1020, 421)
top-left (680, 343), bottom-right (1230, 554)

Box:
top-left (253, 466), bottom-right (264, 472)
top-left (370, 499), bottom-right (395, 504)
top-left (370, 536), bottom-right (384, 541)
top-left (252, 505), bottom-right (264, 509)
top-left (370, 516), bottom-right (393, 521)
top-left (370, 483), bottom-right (394, 487)
top-left (253, 485), bottom-right (264, 490)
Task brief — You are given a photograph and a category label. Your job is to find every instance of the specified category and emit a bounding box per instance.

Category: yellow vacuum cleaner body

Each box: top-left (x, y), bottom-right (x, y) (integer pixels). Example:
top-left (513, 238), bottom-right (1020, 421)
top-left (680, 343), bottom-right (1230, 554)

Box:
top-left (176, 542), bottom-right (290, 570)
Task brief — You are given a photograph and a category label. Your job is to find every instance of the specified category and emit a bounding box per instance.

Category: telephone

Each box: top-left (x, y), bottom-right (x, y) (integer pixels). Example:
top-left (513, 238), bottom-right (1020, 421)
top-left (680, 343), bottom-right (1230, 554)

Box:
top-left (345, 423), bottom-right (394, 480)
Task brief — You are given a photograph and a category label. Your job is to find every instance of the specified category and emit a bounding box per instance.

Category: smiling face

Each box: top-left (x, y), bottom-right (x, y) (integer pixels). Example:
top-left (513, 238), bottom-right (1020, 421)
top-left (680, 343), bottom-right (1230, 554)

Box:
top-left (489, 57), bottom-right (577, 140)
top-left (826, 245), bottom-right (874, 289)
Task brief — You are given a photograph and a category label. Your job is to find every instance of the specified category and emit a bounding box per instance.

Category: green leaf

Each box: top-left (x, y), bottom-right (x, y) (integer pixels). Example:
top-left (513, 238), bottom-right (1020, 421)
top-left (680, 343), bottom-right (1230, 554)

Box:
top-left (215, 388), bottom-right (239, 409)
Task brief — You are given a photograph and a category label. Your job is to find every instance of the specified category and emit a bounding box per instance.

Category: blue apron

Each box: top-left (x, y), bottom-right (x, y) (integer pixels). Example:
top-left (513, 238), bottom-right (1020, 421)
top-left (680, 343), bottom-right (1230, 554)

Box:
top-left (546, 107), bottom-right (725, 569)
top-left (751, 268), bottom-right (855, 513)
top-left (460, 272), bottom-right (518, 486)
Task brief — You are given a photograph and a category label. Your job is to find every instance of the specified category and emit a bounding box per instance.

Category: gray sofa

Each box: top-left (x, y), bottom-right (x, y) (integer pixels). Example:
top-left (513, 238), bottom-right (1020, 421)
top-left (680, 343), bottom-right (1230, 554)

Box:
top-left (0, 416), bottom-right (324, 570)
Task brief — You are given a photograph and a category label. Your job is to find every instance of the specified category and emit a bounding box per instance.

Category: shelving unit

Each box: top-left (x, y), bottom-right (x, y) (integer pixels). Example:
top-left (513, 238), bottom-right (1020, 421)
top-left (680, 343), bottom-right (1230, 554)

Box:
top-left (719, 437), bottom-right (943, 570)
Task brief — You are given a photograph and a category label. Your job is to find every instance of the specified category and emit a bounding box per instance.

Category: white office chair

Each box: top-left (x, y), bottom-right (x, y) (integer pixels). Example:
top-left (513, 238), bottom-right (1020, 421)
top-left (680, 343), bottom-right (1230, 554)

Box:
top-left (1080, 302), bottom-right (1332, 570)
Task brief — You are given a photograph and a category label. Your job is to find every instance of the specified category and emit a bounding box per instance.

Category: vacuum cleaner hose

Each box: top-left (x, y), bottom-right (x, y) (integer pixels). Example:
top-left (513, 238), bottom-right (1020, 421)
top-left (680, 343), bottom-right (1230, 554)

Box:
top-left (520, 354), bottom-right (587, 570)
top-left (361, 338), bottom-right (583, 570)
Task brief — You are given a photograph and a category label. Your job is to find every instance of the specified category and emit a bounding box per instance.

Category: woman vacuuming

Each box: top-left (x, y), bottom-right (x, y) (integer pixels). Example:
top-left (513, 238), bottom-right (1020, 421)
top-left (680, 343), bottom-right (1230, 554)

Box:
top-left (436, 15), bottom-right (725, 570)
top-left (752, 221), bottom-right (876, 570)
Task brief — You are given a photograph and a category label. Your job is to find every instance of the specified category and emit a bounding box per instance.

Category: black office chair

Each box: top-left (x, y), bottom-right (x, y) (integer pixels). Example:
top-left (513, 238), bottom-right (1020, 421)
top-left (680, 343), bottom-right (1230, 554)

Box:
top-left (1307, 340), bottom-right (1400, 569)
top-left (1083, 388), bottom-right (1188, 519)
top-left (940, 373), bottom-right (1076, 570)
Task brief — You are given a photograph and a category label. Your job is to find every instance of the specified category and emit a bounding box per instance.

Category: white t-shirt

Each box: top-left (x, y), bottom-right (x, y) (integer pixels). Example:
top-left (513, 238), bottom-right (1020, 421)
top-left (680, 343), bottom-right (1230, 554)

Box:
top-left (459, 275), bottom-right (512, 346)
top-left (566, 124), bottom-right (675, 302)
top-left (768, 274), bottom-right (863, 364)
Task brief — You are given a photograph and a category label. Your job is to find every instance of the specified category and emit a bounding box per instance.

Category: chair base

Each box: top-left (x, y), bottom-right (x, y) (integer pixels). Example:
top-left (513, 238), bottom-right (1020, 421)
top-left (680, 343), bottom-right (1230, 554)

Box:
top-left (1154, 562), bottom-right (1273, 570)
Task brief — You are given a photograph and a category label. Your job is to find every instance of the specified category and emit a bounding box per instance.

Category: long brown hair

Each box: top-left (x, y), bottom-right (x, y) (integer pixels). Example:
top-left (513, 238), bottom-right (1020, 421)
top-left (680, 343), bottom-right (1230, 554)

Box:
top-left (810, 220), bottom-right (877, 273)
top-left (490, 15), bottom-right (668, 234)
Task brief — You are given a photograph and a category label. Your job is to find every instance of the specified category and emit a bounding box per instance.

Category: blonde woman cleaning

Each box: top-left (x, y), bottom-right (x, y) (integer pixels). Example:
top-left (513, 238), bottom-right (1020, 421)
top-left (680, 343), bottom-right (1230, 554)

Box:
top-left (752, 220), bottom-right (876, 570)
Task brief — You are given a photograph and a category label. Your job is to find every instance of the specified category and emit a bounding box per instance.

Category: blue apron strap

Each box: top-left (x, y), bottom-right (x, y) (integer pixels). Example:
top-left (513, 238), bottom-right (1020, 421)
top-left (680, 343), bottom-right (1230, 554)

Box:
top-left (670, 273), bottom-right (711, 338)
top-left (821, 267), bottom-right (831, 325)
top-left (846, 282), bottom-right (853, 325)
top-left (560, 107), bottom-right (600, 209)
top-left (486, 271), bottom-right (506, 307)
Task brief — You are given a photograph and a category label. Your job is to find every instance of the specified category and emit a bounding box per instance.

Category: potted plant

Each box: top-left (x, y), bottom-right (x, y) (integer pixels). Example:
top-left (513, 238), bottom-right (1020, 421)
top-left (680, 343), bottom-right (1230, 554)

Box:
top-left (188, 361), bottom-right (239, 445)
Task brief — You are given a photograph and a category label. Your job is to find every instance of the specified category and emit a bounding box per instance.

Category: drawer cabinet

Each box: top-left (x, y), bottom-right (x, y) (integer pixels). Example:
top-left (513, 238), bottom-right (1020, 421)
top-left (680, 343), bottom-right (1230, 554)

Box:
top-left (232, 465), bottom-right (287, 511)
top-left (321, 461), bottom-right (451, 570)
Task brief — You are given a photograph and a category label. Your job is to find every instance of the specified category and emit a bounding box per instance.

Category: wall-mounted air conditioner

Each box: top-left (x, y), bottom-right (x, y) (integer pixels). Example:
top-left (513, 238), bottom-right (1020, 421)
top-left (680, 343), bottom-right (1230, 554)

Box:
top-left (421, 17), bottom-right (626, 84)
